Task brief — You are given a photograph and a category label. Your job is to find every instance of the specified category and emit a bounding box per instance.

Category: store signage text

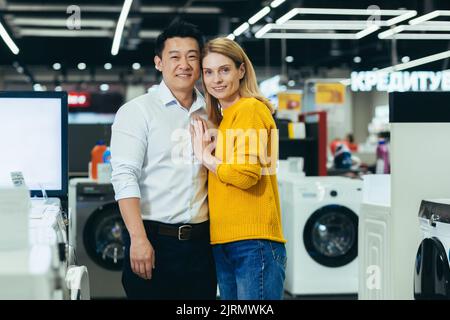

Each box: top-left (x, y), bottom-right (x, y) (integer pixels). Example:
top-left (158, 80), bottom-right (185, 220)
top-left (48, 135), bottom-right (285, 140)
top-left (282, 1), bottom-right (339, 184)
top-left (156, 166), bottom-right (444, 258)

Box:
top-left (68, 92), bottom-right (91, 108)
top-left (351, 71), bottom-right (450, 92)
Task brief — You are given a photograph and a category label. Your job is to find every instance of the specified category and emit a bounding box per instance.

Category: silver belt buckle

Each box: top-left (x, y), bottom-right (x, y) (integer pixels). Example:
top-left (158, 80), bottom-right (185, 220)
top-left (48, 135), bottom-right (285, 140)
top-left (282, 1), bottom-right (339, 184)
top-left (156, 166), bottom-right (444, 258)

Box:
top-left (178, 225), bottom-right (192, 240)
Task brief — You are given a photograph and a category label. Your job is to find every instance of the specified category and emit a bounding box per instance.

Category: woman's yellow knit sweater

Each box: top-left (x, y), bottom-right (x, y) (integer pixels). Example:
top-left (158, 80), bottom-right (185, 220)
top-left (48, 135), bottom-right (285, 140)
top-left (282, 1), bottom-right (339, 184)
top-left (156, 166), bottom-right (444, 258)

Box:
top-left (208, 97), bottom-right (286, 245)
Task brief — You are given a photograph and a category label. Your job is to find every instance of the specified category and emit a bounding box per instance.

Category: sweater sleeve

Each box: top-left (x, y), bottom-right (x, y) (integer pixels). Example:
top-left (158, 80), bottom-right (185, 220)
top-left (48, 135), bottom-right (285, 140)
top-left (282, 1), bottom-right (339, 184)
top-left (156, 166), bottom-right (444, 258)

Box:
top-left (216, 103), bottom-right (270, 190)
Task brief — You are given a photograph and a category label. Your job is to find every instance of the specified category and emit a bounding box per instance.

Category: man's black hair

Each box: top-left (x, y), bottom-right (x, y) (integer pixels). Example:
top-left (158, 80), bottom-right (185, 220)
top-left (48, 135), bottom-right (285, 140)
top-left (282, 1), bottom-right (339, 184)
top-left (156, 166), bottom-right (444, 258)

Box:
top-left (154, 20), bottom-right (204, 57)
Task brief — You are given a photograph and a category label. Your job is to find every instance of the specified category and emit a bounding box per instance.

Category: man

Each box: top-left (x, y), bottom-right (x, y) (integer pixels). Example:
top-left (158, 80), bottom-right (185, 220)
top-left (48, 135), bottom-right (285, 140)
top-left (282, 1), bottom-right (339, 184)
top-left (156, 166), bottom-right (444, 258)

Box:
top-left (110, 21), bottom-right (216, 300)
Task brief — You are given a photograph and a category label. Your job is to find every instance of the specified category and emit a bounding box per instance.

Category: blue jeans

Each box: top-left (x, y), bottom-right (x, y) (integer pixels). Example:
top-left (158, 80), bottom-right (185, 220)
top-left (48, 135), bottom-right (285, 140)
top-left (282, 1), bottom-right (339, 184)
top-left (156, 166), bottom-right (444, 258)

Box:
top-left (212, 240), bottom-right (286, 300)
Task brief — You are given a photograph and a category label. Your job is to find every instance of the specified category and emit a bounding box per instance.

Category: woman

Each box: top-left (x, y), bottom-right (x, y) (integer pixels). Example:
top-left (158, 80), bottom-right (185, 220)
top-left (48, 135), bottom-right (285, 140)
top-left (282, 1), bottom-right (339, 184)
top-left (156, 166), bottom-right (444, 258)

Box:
top-left (191, 37), bottom-right (286, 300)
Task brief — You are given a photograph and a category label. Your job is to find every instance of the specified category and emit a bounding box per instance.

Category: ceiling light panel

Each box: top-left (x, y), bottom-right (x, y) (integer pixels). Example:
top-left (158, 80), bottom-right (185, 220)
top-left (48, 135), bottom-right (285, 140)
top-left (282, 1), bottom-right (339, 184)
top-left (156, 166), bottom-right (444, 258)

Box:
top-left (379, 10), bottom-right (450, 40)
top-left (257, 8), bottom-right (417, 40)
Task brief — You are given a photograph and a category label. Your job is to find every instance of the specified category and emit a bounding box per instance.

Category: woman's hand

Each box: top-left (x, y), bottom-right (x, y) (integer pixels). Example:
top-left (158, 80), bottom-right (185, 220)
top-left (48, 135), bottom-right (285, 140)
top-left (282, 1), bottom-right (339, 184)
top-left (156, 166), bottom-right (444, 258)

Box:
top-left (190, 118), bottom-right (219, 172)
top-left (191, 119), bottom-right (213, 162)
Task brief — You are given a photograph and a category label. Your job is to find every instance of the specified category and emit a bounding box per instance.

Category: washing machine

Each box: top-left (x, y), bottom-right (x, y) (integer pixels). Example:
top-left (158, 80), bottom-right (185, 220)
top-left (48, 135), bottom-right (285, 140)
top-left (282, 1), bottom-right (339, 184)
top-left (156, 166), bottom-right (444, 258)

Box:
top-left (69, 178), bottom-right (126, 298)
top-left (414, 199), bottom-right (450, 299)
top-left (281, 176), bottom-right (362, 295)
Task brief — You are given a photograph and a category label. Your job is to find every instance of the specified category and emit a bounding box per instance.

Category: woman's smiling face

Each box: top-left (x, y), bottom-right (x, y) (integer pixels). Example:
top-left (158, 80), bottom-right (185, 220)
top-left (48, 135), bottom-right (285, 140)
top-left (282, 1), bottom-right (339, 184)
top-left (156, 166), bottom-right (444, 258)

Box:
top-left (202, 52), bottom-right (245, 108)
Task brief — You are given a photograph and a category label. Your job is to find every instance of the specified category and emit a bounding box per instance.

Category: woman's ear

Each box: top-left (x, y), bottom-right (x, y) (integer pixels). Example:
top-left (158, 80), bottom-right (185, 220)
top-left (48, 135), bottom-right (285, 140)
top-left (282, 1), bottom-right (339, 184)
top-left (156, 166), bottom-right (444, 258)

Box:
top-left (239, 63), bottom-right (245, 80)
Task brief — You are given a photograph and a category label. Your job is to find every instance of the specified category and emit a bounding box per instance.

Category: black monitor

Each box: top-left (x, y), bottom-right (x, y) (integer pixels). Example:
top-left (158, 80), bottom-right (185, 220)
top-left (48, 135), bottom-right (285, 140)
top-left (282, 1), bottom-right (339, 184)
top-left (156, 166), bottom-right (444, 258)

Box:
top-left (0, 91), bottom-right (68, 197)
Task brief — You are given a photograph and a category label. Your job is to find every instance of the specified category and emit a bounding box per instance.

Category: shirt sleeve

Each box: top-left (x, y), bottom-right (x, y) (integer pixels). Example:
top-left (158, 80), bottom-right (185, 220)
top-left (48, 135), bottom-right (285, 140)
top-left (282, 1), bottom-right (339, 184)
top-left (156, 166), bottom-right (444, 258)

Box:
top-left (110, 102), bottom-right (149, 201)
top-left (216, 103), bottom-right (271, 190)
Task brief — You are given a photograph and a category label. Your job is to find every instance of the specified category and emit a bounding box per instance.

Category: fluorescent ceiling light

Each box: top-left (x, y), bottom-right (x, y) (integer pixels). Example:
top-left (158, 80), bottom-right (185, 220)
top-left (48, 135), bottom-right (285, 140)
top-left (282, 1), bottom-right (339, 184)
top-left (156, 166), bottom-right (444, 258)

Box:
top-left (270, 0), bottom-right (286, 8)
top-left (276, 8), bottom-right (416, 24)
top-left (248, 6), bottom-right (271, 25)
top-left (378, 25), bottom-right (406, 39)
top-left (272, 7), bottom-right (415, 40)
top-left (256, 23), bottom-right (379, 39)
top-left (270, 23), bottom-right (368, 30)
top-left (139, 30), bottom-right (160, 39)
top-left (383, 34), bottom-right (450, 40)
top-left (379, 22), bottom-right (450, 39)
top-left (19, 28), bottom-right (112, 37)
top-left (233, 22), bottom-right (249, 36)
top-left (401, 23), bottom-right (450, 31)
top-left (140, 6), bottom-right (222, 14)
top-left (6, 4), bottom-right (222, 14)
top-left (276, 9), bottom-right (299, 25)
top-left (255, 24), bottom-right (274, 38)
top-left (12, 18), bottom-right (117, 28)
top-left (385, 11), bottom-right (417, 26)
top-left (226, 34), bottom-right (235, 40)
top-left (355, 25), bottom-right (380, 39)
top-left (111, 0), bottom-right (133, 56)
top-left (285, 19), bottom-right (389, 27)
top-left (377, 50), bottom-right (450, 73)
top-left (379, 11), bottom-right (450, 40)
top-left (0, 21), bottom-right (19, 54)
top-left (409, 10), bottom-right (444, 25)
top-left (258, 33), bottom-right (360, 39)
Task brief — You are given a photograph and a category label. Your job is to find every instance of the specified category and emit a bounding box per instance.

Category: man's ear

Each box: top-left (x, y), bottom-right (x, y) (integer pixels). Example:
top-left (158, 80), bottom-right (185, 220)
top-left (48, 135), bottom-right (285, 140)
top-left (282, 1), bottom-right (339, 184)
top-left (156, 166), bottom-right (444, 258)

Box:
top-left (154, 55), bottom-right (162, 71)
top-left (239, 63), bottom-right (245, 80)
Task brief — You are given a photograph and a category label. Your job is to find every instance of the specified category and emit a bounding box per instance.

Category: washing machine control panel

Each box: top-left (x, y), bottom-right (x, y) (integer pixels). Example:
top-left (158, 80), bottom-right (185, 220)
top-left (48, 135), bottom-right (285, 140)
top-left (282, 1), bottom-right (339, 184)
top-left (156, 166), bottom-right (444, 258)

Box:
top-left (77, 183), bottom-right (115, 202)
top-left (296, 183), bottom-right (362, 203)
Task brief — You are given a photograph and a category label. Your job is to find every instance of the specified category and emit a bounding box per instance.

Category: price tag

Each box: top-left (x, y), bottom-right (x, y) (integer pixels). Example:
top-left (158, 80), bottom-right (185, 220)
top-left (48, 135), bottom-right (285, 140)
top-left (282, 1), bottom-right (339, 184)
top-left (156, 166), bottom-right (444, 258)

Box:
top-left (10, 171), bottom-right (26, 187)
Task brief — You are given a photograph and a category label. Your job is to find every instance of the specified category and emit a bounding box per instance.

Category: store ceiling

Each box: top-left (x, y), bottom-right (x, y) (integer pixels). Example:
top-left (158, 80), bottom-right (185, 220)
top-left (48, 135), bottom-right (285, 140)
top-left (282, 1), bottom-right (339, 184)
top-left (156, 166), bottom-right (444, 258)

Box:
top-left (0, 0), bottom-right (449, 78)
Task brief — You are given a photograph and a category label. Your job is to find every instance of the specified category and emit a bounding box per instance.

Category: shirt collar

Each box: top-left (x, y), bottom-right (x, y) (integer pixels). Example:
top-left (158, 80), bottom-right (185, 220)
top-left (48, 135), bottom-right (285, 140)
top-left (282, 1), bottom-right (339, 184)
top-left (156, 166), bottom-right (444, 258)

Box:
top-left (157, 80), bottom-right (206, 113)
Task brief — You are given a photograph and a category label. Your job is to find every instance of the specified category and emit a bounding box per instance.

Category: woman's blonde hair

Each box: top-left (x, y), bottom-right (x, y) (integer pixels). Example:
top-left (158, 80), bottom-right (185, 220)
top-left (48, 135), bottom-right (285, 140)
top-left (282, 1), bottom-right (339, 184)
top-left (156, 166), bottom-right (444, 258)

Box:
top-left (201, 37), bottom-right (273, 125)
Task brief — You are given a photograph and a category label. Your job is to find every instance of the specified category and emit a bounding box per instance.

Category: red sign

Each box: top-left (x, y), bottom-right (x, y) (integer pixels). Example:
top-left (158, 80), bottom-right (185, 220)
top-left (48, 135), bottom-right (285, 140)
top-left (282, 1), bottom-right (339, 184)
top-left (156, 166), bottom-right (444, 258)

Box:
top-left (68, 92), bottom-right (91, 108)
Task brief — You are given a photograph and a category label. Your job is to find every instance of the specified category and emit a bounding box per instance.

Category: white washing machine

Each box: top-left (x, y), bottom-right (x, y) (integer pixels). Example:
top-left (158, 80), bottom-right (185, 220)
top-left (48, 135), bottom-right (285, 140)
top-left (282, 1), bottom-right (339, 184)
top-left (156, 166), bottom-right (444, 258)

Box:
top-left (414, 199), bottom-right (450, 299)
top-left (281, 176), bottom-right (362, 295)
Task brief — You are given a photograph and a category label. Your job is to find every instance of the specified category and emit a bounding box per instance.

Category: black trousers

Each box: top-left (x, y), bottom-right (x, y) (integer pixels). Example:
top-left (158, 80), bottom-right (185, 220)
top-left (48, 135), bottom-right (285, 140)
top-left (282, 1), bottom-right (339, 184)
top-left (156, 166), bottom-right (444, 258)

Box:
top-left (122, 220), bottom-right (217, 300)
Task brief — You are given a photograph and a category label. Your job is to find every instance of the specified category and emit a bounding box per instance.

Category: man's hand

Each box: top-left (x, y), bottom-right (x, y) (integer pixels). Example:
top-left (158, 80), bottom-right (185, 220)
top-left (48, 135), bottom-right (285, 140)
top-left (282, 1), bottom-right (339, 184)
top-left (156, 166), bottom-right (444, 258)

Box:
top-left (130, 236), bottom-right (155, 280)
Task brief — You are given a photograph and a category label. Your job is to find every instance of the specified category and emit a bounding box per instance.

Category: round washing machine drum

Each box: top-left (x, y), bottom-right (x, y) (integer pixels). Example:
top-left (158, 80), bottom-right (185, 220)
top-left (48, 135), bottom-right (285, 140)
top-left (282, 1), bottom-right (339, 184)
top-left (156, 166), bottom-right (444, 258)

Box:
top-left (303, 204), bottom-right (358, 268)
top-left (414, 237), bottom-right (450, 299)
top-left (83, 202), bottom-right (126, 271)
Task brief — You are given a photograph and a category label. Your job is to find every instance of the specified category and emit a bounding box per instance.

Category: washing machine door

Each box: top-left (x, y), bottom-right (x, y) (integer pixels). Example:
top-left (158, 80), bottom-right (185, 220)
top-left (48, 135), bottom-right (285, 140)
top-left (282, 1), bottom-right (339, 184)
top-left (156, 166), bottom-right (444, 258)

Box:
top-left (414, 237), bottom-right (450, 299)
top-left (83, 202), bottom-right (126, 271)
top-left (303, 205), bottom-right (358, 268)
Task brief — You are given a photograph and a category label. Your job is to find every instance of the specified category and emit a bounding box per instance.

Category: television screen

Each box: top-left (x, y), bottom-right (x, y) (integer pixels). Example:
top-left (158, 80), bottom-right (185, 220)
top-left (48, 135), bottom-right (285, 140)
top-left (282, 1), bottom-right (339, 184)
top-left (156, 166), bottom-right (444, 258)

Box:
top-left (0, 92), bottom-right (68, 197)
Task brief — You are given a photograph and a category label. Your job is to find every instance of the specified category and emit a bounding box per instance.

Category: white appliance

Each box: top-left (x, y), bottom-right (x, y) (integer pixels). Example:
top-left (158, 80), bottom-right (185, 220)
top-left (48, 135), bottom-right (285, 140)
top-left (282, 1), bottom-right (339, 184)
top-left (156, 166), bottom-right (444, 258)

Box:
top-left (0, 198), bottom-right (90, 299)
top-left (414, 199), bottom-right (450, 299)
top-left (281, 176), bottom-right (362, 295)
top-left (358, 174), bottom-right (392, 300)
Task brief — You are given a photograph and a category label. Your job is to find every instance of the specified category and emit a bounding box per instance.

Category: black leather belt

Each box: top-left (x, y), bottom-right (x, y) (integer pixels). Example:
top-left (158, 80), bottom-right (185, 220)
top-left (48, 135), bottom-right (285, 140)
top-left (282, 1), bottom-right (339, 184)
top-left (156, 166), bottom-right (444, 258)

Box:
top-left (145, 220), bottom-right (209, 241)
